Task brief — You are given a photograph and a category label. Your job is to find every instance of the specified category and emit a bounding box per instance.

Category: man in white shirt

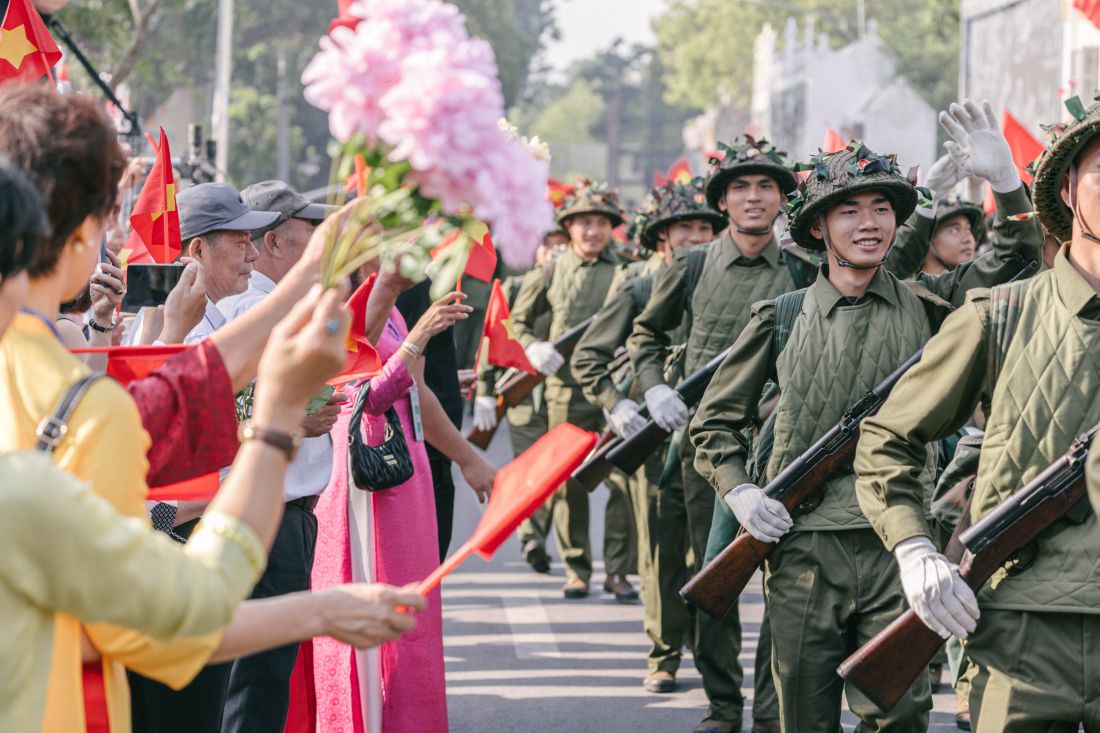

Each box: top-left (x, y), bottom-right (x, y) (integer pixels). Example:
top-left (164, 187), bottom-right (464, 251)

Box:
top-left (215, 180), bottom-right (341, 732)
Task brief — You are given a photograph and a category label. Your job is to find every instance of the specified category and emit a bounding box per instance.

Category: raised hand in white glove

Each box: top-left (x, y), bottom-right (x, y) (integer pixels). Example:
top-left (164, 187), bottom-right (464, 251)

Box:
top-left (894, 536), bottom-right (980, 640)
top-left (939, 99), bottom-right (1020, 193)
top-left (524, 341), bottom-right (564, 376)
top-left (724, 483), bottom-right (792, 543)
top-left (473, 396), bottom-right (498, 432)
top-left (918, 154), bottom-right (965, 219)
top-left (644, 384), bottom-right (689, 432)
top-left (606, 399), bottom-right (647, 439)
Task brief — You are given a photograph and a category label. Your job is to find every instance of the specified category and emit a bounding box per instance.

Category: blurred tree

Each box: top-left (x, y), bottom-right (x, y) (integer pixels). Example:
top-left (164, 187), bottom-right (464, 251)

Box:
top-left (529, 77), bottom-right (603, 144)
top-left (653, 0), bottom-right (959, 114)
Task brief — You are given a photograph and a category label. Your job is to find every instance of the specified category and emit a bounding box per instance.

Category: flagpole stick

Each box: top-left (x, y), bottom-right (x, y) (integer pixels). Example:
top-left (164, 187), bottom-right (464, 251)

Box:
top-left (416, 540), bottom-right (477, 596)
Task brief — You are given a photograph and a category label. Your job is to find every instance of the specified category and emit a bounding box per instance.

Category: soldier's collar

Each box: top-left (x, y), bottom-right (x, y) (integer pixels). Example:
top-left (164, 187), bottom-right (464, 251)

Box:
top-left (812, 264), bottom-right (898, 314)
top-left (719, 230), bottom-right (780, 270)
top-left (1055, 243), bottom-right (1100, 316)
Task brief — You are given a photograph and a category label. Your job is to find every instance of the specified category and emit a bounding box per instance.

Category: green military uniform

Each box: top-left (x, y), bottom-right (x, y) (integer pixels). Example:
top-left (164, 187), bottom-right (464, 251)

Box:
top-left (510, 182), bottom-right (633, 586)
top-left (1090, 432), bottom-right (1100, 522)
top-left (628, 139), bottom-right (809, 727)
top-left (856, 96), bottom-right (1100, 730)
top-left (476, 274), bottom-right (552, 551)
top-left (572, 177), bottom-right (725, 680)
top-left (691, 142), bottom-right (1042, 733)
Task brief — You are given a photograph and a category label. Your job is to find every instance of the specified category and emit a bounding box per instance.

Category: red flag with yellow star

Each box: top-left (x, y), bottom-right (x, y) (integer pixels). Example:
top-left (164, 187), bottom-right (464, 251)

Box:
top-left (463, 220), bottom-right (497, 282)
top-left (129, 128), bottom-right (182, 264)
top-left (0, 0), bottom-right (60, 83)
top-left (666, 158), bottom-right (692, 185)
top-left (483, 278), bottom-right (535, 373)
top-left (327, 272), bottom-right (382, 385)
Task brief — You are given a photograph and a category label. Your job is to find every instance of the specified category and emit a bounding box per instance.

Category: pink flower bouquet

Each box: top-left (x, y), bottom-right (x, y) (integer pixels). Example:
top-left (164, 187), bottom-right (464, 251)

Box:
top-left (303, 0), bottom-right (553, 287)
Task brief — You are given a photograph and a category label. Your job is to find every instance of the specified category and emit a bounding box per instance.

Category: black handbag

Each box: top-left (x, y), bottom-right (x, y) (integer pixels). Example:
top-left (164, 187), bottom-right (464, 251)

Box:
top-left (348, 380), bottom-right (415, 491)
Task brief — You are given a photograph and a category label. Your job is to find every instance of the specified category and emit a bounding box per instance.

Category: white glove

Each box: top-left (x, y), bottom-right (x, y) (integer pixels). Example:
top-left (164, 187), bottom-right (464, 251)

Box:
top-left (894, 537), bottom-right (980, 640)
top-left (918, 154), bottom-right (965, 219)
top-left (724, 483), bottom-right (793, 543)
top-left (644, 384), bottom-right (689, 432)
top-left (473, 396), bottom-right (498, 432)
top-left (524, 341), bottom-right (564, 376)
top-left (939, 99), bottom-right (1020, 194)
top-left (606, 399), bottom-right (647, 439)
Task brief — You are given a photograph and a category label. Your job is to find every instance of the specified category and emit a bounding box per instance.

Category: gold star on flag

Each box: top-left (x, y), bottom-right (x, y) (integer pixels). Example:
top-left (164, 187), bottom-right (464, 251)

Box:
top-left (500, 317), bottom-right (519, 341)
top-left (0, 24), bottom-right (35, 70)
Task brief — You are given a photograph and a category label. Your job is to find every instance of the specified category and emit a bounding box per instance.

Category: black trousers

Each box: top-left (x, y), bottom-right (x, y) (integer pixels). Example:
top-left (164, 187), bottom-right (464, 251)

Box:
top-left (430, 453), bottom-right (456, 562)
top-left (129, 503), bottom-right (319, 733)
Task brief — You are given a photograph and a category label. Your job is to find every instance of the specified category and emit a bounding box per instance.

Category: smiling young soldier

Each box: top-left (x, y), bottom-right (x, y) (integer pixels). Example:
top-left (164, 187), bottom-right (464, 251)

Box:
top-left (919, 196), bottom-right (986, 274)
top-left (689, 99), bottom-right (1041, 733)
top-left (572, 177), bottom-right (724, 694)
top-left (854, 97), bottom-right (1100, 732)
top-left (509, 180), bottom-right (638, 600)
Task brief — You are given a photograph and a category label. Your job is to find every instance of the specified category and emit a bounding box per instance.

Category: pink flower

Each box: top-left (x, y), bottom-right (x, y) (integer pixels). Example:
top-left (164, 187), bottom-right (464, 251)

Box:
top-left (302, 0), bottom-right (552, 266)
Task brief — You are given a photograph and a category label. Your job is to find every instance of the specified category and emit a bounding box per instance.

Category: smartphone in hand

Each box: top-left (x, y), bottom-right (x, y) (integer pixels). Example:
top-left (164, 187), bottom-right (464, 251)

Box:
top-left (121, 264), bottom-right (186, 313)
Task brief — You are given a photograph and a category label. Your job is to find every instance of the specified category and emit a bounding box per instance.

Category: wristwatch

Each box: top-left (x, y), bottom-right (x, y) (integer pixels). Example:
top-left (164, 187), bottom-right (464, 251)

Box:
top-left (237, 419), bottom-right (302, 461)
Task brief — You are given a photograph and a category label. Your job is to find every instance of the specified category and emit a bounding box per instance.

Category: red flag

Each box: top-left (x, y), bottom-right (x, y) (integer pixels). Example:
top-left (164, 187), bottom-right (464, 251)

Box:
top-left (1074, 0), bottom-right (1100, 29)
top-left (463, 221), bottom-right (497, 282)
top-left (417, 423), bottom-right (597, 594)
top-left (547, 178), bottom-right (573, 209)
top-left (129, 128), bottom-right (182, 264)
top-left (1002, 110), bottom-right (1044, 186)
top-left (0, 0), bottom-right (61, 83)
top-left (666, 158), bottom-right (692, 185)
top-left (330, 0), bottom-right (361, 32)
top-left (483, 279), bottom-right (536, 373)
top-left (328, 273), bottom-right (382, 385)
top-left (71, 344), bottom-right (221, 501)
top-left (824, 128), bottom-right (846, 153)
top-left (652, 168), bottom-right (668, 187)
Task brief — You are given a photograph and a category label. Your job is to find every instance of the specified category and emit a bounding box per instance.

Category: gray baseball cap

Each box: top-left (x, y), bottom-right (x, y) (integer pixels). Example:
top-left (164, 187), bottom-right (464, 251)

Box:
top-left (241, 180), bottom-right (339, 239)
top-left (178, 182), bottom-right (282, 241)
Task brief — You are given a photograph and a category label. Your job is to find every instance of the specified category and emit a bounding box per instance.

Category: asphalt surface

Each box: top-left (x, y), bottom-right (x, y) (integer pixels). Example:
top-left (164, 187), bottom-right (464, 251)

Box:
top-left (441, 419), bottom-right (964, 732)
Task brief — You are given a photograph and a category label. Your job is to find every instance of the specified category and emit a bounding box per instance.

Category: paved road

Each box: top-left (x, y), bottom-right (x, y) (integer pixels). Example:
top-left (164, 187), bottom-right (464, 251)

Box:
top-left (441, 421), bottom-right (963, 732)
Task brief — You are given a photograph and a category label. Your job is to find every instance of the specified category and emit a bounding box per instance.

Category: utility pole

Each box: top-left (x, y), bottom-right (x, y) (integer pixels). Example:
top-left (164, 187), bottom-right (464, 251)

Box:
top-left (211, 0), bottom-right (234, 180)
top-left (276, 46), bottom-right (289, 182)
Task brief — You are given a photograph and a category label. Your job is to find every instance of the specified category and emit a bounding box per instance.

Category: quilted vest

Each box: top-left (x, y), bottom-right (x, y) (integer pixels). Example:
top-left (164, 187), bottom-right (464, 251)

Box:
top-left (768, 272), bottom-right (933, 530)
top-left (685, 239), bottom-right (796, 374)
top-left (972, 272), bottom-right (1100, 613)
top-left (545, 249), bottom-right (620, 393)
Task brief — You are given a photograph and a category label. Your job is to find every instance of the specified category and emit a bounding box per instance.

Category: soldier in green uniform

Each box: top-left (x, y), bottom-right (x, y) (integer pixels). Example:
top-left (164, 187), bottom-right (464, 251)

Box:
top-left (854, 96), bottom-right (1100, 732)
top-left (628, 136), bottom-right (818, 733)
top-left (689, 100), bottom-right (1041, 733)
top-left (916, 195), bottom-right (986, 274)
top-left (509, 180), bottom-right (637, 600)
top-left (573, 177), bottom-right (724, 693)
top-left (473, 232), bottom-right (567, 573)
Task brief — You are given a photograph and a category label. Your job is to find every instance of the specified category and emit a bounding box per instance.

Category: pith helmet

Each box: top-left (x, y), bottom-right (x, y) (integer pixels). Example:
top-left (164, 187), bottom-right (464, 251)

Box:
top-left (631, 177), bottom-right (726, 249)
top-left (934, 195), bottom-right (986, 241)
top-left (557, 179), bottom-right (624, 228)
top-left (784, 140), bottom-right (926, 250)
top-left (704, 135), bottom-right (799, 211)
top-left (1031, 95), bottom-right (1100, 242)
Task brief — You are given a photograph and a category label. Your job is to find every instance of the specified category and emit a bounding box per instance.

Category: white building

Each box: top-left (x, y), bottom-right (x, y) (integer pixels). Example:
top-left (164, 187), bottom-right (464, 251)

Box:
top-left (750, 18), bottom-right (938, 173)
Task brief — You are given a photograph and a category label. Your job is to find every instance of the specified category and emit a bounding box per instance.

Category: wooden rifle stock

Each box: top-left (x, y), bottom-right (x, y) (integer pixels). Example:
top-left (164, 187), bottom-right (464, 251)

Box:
top-left (464, 315), bottom-right (597, 450)
top-left (838, 423), bottom-right (1098, 712)
top-left (571, 430), bottom-right (624, 491)
top-left (606, 346), bottom-right (734, 476)
top-left (680, 348), bottom-right (926, 619)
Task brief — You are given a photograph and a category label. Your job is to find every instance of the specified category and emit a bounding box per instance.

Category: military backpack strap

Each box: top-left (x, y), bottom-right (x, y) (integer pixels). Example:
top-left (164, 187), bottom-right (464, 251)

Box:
top-left (683, 245), bottom-right (709, 305)
top-left (986, 280), bottom-right (1030, 392)
top-left (902, 279), bottom-right (956, 332)
top-left (540, 257), bottom-right (557, 288)
top-left (629, 273), bottom-right (654, 315)
top-left (780, 244), bottom-right (822, 290)
top-left (771, 288), bottom-right (808, 358)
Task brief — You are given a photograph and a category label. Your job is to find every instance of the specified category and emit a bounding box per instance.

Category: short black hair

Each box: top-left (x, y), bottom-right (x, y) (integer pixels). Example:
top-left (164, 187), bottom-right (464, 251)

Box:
top-left (0, 160), bottom-right (49, 280)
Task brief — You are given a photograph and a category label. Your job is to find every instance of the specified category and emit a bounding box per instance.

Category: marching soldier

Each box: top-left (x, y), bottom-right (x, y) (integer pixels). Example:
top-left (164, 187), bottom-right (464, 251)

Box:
top-left (917, 195), bottom-right (986, 274)
top-left (473, 232), bottom-right (567, 573)
top-left (509, 180), bottom-right (637, 600)
top-left (627, 136), bottom-right (812, 733)
top-left (689, 100), bottom-right (1041, 733)
top-left (855, 96), bottom-right (1100, 731)
top-left (572, 178), bottom-right (724, 692)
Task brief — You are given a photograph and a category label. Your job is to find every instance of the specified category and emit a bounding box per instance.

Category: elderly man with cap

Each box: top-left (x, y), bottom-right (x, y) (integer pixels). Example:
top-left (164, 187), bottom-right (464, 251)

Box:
top-left (205, 180), bottom-right (341, 732)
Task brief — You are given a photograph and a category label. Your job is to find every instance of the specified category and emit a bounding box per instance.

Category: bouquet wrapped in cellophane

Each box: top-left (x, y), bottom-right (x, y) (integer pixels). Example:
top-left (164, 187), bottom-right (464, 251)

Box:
top-left (302, 0), bottom-right (554, 292)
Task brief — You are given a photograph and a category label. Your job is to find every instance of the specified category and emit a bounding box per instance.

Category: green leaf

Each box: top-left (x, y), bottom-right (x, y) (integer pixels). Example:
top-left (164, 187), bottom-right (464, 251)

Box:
top-left (1065, 96), bottom-right (1087, 122)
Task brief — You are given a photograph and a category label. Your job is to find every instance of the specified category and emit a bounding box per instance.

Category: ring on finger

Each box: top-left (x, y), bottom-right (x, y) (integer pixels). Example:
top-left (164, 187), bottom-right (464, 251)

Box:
top-left (325, 317), bottom-right (341, 335)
